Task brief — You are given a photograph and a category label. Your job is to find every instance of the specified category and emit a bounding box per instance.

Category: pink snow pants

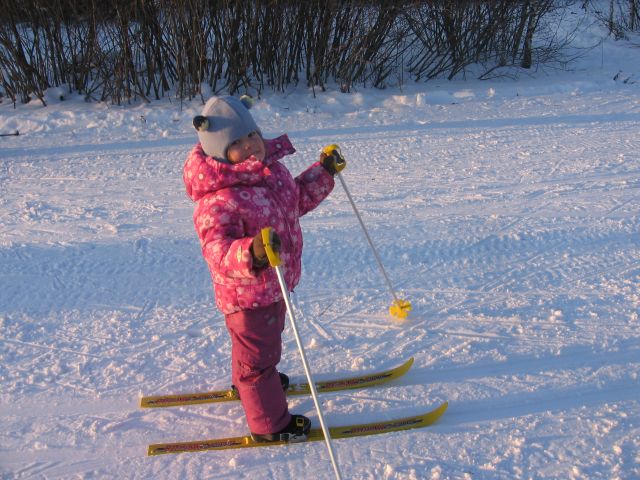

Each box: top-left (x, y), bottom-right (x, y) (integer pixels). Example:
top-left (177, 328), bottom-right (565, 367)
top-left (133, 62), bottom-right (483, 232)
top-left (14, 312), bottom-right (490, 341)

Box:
top-left (224, 301), bottom-right (291, 435)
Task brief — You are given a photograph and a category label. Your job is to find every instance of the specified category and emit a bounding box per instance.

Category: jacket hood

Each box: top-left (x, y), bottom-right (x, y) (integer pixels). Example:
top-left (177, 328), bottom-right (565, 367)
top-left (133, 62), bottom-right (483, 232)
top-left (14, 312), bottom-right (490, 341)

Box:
top-left (183, 134), bottom-right (296, 202)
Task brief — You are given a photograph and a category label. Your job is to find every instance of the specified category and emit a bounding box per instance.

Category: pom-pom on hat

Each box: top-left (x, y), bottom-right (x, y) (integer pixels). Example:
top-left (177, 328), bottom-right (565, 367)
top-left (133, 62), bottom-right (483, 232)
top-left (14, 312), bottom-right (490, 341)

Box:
top-left (193, 95), bottom-right (260, 161)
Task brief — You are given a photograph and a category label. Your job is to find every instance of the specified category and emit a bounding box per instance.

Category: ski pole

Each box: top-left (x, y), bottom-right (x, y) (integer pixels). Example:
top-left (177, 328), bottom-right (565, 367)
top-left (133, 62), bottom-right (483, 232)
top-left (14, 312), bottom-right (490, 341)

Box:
top-left (261, 227), bottom-right (343, 480)
top-left (322, 144), bottom-right (412, 320)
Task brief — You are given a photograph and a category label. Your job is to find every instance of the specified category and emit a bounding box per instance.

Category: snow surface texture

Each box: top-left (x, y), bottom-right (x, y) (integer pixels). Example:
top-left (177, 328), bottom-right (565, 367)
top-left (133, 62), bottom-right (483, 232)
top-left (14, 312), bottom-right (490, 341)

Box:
top-left (1, 30), bottom-right (639, 480)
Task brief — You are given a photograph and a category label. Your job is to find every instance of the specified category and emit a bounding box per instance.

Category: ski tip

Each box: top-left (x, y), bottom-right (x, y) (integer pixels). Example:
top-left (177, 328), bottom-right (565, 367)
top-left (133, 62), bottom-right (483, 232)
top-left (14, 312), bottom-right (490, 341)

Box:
top-left (435, 401), bottom-right (449, 417)
top-left (420, 401), bottom-right (448, 427)
top-left (398, 357), bottom-right (414, 374)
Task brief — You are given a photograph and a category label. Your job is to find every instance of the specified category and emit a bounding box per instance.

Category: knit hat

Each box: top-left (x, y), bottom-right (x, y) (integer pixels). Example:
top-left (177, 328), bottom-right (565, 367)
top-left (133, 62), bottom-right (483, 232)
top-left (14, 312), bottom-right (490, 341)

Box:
top-left (193, 95), bottom-right (260, 161)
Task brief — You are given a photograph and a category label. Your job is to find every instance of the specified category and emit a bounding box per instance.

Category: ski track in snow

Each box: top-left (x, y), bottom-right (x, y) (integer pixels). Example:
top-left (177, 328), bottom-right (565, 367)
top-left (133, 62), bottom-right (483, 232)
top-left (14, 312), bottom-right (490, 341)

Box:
top-left (2, 44), bottom-right (640, 480)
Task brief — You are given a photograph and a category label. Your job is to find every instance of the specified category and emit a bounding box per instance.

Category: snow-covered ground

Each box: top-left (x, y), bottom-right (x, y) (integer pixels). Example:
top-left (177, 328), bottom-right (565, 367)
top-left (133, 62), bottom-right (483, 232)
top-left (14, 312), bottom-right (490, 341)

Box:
top-left (1, 20), bottom-right (639, 480)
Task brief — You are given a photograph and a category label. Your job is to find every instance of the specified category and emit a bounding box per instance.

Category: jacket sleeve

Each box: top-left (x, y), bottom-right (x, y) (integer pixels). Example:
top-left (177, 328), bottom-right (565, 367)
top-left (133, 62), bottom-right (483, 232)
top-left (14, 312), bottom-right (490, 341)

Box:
top-left (295, 162), bottom-right (335, 217)
top-left (195, 199), bottom-right (258, 279)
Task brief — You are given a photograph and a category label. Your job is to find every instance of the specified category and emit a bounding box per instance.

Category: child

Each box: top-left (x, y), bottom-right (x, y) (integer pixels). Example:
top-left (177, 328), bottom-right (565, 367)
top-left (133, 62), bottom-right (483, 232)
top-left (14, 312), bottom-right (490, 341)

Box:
top-left (183, 95), bottom-right (345, 442)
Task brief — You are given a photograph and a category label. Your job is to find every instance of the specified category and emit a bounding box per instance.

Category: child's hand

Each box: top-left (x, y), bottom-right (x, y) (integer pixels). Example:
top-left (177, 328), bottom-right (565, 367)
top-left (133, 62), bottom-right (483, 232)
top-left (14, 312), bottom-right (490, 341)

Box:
top-left (251, 230), bottom-right (281, 267)
top-left (320, 150), bottom-right (346, 176)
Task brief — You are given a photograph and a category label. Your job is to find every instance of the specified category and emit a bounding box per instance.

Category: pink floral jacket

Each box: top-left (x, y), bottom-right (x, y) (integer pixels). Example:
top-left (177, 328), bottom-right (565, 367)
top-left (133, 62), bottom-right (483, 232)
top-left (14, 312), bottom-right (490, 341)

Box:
top-left (183, 135), bottom-right (335, 314)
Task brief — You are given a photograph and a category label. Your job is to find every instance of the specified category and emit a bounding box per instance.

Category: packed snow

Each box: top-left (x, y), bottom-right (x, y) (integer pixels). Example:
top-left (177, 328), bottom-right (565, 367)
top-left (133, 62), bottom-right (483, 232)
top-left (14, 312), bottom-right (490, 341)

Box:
top-left (1, 21), bottom-right (639, 480)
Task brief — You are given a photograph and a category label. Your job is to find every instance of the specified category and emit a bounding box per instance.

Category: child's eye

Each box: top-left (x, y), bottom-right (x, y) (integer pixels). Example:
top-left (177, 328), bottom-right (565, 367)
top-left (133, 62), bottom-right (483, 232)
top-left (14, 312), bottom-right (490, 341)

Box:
top-left (248, 131), bottom-right (258, 138)
top-left (230, 139), bottom-right (240, 146)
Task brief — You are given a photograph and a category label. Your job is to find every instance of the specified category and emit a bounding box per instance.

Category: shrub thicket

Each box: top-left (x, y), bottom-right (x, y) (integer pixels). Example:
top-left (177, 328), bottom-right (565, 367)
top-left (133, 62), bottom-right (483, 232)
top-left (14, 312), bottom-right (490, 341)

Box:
top-left (2, 0), bottom-right (622, 106)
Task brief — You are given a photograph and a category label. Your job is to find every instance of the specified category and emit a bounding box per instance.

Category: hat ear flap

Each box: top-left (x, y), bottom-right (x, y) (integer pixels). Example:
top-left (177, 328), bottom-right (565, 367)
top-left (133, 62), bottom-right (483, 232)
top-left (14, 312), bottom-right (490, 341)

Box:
top-left (239, 95), bottom-right (255, 110)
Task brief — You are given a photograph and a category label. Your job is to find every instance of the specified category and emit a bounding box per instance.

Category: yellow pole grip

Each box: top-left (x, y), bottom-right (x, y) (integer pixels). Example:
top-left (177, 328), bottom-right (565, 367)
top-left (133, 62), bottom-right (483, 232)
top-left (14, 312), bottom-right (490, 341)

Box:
top-left (322, 144), bottom-right (340, 156)
top-left (322, 144), bottom-right (346, 173)
top-left (260, 227), bottom-right (281, 267)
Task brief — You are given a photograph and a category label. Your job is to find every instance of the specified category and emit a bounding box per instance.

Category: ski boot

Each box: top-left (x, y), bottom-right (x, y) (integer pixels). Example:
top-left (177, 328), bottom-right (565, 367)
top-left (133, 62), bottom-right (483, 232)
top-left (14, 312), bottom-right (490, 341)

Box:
top-left (251, 414), bottom-right (311, 443)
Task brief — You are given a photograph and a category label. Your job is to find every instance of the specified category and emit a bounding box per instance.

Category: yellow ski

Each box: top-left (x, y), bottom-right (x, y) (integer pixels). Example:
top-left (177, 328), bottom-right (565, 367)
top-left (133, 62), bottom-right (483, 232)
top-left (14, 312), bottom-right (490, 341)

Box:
top-left (148, 401), bottom-right (448, 455)
top-left (141, 357), bottom-right (414, 408)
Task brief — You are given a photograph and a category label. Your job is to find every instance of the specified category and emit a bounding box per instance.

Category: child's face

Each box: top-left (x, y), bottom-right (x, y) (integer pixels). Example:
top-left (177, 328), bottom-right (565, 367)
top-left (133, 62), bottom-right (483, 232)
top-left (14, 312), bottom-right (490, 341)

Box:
top-left (226, 131), bottom-right (265, 164)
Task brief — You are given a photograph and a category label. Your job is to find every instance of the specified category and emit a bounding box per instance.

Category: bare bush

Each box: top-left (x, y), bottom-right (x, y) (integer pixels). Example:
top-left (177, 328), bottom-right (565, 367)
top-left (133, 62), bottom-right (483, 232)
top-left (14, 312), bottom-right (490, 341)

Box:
top-left (0, 0), bottom-right (573, 106)
top-left (583, 0), bottom-right (640, 38)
